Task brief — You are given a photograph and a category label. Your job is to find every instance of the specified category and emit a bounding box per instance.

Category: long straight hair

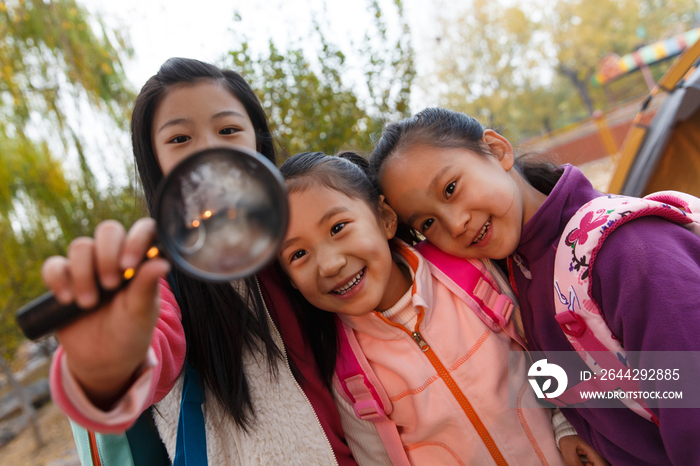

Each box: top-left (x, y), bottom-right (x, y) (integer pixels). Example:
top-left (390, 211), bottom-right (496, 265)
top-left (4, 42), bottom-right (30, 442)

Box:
top-left (131, 57), bottom-right (280, 430)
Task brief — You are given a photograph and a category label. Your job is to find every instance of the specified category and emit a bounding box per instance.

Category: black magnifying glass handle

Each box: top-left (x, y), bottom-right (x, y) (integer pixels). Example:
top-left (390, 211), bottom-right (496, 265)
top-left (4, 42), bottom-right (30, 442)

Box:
top-left (15, 246), bottom-right (160, 340)
top-left (16, 288), bottom-right (118, 341)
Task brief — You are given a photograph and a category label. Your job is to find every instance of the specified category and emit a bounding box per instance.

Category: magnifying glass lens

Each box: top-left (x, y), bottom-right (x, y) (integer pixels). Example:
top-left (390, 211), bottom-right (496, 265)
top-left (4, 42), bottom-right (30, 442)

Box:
top-left (156, 147), bottom-right (288, 281)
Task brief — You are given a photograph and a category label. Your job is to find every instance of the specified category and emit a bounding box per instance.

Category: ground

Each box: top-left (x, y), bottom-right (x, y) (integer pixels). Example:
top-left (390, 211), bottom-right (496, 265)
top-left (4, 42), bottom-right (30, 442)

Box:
top-left (0, 401), bottom-right (79, 466)
top-left (577, 154), bottom-right (618, 193)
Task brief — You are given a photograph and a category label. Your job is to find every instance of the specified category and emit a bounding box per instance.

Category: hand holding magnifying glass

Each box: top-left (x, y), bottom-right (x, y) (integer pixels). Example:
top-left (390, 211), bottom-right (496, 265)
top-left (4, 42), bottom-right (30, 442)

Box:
top-left (16, 147), bottom-right (289, 340)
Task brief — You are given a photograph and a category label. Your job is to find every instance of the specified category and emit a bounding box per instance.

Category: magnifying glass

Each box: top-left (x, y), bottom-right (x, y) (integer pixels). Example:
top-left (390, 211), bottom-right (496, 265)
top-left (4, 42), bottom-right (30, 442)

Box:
top-left (15, 146), bottom-right (288, 340)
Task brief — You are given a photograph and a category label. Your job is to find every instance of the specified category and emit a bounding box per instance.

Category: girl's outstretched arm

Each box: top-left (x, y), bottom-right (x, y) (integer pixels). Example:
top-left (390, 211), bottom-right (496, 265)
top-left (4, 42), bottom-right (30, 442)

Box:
top-left (42, 219), bottom-right (171, 410)
top-left (49, 278), bottom-right (186, 433)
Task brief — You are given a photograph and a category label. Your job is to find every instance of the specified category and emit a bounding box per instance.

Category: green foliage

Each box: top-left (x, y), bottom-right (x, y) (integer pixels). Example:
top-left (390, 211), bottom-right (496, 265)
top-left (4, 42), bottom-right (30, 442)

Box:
top-left (229, 41), bottom-right (378, 156)
top-left (0, 0), bottom-right (133, 131)
top-left (428, 0), bottom-right (579, 141)
top-left (225, 0), bottom-right (414, 158)
top-left (361, 0), bottom-right (414, 121)
top-left (0, 136), bottom-right (143, 357)
top-left (0, 0), bottom-right (141, 359)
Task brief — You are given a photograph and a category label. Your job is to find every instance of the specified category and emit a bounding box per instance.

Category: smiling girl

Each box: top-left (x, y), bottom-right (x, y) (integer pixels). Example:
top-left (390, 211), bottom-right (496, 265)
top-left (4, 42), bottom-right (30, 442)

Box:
top-left (276, 151), bottom-right (597, 465)
top-left (368, 107), bottom-right (700, 465)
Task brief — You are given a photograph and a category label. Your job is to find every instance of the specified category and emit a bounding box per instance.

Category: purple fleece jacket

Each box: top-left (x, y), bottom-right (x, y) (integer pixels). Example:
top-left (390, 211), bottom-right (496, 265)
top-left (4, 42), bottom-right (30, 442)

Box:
top-left (511, 164), bottom-right (700, 466)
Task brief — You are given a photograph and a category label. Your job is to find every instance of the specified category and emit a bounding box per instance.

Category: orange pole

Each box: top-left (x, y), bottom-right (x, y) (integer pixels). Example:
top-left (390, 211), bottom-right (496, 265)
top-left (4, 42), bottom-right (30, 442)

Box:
top-left (593, 110), bottom-right (618, 155)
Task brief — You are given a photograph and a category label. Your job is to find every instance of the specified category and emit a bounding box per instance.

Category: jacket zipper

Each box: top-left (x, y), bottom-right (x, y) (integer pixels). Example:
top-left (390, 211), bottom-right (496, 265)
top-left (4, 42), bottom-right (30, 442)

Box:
top-left (511, 253), bottom-right (532, 279)
top-left (405, 327), bottom-right (508, 466)
top-left (254, 277), bottom-right (338, 466)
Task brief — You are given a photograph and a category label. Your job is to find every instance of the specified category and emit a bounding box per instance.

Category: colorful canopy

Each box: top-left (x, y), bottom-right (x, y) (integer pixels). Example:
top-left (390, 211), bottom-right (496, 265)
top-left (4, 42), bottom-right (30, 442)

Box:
top-left (592, 28), bottom-right (700, 86)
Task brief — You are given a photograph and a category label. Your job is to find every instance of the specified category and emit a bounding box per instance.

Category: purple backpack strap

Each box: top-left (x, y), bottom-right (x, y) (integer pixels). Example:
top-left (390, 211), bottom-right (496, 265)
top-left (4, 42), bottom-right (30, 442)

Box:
top-left (334, 318), bottom-right (411, 466)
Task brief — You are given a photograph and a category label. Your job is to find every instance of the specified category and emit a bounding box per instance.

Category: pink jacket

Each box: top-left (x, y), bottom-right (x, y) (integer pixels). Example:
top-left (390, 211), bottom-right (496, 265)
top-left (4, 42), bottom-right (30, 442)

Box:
top-left (338, 241), bottom-right (565, 465)
top-left (49, 279), bottom-right (185, 433)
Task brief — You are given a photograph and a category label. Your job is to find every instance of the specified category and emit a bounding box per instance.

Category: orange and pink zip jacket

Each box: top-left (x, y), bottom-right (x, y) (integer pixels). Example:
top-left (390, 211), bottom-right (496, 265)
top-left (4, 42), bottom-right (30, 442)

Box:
top-left (337, 240), bottom-right (566, 466)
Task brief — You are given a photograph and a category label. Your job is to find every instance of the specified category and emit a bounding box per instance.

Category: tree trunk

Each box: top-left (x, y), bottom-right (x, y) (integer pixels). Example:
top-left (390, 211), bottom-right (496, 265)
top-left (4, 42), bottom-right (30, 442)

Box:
top-left (558, 64), bottom-right (595, 116)
top-left (0, 353), bottom-right (44, 448)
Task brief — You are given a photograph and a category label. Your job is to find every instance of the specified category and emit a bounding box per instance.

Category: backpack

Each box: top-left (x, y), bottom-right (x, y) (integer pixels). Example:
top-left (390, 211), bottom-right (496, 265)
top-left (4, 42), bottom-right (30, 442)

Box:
top-left (70, 245), bottom-right (520, 466)
top-left (70, 361), bottom-right (204, 466)
top-left (333, 240), bottom-right (524, 465)
top-left (549, 190), bottom-right (700, 424)
top-left (70, 408), bottom-right (171, 466)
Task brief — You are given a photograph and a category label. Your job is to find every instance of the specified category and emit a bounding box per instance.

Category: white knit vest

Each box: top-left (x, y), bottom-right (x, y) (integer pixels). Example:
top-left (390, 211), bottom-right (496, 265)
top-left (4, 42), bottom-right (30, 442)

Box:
top-left (152, 336), bottom-right (337, 465)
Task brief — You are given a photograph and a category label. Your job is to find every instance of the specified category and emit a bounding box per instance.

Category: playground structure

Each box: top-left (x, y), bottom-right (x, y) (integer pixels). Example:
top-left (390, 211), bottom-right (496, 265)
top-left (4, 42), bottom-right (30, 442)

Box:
top-left (592, 28), bottom-right (700, 91)
top-left (521, 29), bottom-right (700, 197)
top-left (609, 38), bottom-right (700, 197)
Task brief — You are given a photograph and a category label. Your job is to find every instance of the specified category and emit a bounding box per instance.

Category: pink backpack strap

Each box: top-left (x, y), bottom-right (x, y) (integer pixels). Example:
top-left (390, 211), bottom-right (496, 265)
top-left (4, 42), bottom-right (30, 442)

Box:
top-left (333, 319), bottom-right (411, 466)
top-left (415, 241), bottom-right (526, 349)
top-left (553, 190), bottom-right (700, 423)
top-left (644, 190), bottom-right (700, 235)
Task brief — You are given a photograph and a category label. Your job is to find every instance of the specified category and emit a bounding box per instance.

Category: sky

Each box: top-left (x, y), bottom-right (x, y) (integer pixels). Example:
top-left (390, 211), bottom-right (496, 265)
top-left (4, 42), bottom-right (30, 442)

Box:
top-left (80, 0), bottom-right (432, 93)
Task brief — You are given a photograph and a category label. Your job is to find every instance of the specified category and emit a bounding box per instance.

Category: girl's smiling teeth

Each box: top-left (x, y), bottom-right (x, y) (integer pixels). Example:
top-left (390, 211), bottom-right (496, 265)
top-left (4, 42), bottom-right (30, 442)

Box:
top-left (332, 269), bottom-right (365, 295)
top-left (472, 217), bottom-right (492, 244)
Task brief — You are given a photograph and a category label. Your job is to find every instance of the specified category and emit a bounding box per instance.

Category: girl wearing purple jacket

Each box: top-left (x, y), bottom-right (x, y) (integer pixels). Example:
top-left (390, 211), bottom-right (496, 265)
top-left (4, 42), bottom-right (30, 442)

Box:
top-left (367, 107), bottom-right (700, 466)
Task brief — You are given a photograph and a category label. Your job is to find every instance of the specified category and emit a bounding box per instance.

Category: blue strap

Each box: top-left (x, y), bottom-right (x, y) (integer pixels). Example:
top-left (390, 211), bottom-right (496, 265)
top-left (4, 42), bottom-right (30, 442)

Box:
top-left (125, 408), bottom-right (171, 466)
top-left (174, 362), bottom-right (208, 466)
top-left (167, 272), bottom-right (180, 300)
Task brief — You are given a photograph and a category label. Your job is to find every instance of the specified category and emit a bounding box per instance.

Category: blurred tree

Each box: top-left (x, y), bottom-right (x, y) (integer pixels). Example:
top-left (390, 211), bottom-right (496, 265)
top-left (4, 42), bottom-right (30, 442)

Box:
top-left (0, 0), bottom-right (139, 360)
top-left (361, 0), bottom-right (414, 124)
top-left (229, 40), bottom-right (377, 157)
top-left (550, 0), bottom-right (698, 115)
top-left (226, 0), bottom-right (415, 157)
top-left (426, 0), bottom-right (576, 141)
top-left (427, 0), bottom-right (698, 141)
top-left (0, 0), bottom-right (133, 133)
